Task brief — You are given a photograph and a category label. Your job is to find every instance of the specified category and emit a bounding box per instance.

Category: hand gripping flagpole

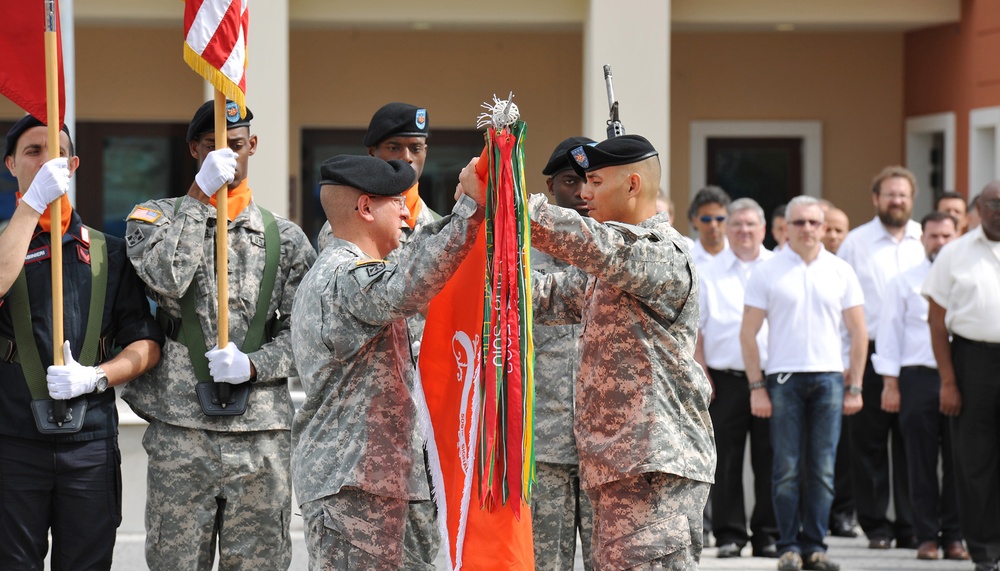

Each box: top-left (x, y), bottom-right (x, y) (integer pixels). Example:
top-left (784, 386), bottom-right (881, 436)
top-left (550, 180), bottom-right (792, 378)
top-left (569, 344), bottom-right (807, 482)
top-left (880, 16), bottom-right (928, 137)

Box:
top-left (44, 0), bottom-right (67, 423)
top-left (214, 90), bottom-right (231, 407)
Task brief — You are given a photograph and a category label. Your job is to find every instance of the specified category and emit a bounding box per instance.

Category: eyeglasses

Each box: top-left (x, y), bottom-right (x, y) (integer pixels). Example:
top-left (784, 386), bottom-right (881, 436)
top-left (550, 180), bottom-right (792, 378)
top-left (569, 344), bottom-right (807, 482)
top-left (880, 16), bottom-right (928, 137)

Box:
top-left (699, 215), bottom-right (726, 224)
top-left (981, 199), bottom-right (1000, 211)
top-left (355, 195), bottom-right (407, 210)
top-left (789, 219), bottom-right (823, 228)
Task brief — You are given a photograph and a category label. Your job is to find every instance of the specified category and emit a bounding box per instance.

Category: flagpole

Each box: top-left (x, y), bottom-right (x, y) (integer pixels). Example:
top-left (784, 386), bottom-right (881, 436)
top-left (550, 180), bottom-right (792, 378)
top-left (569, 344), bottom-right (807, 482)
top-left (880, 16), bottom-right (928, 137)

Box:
top-left (44, 0), bottom-right (67, 422)
top-left (214, 90), bottom-right (230, 406)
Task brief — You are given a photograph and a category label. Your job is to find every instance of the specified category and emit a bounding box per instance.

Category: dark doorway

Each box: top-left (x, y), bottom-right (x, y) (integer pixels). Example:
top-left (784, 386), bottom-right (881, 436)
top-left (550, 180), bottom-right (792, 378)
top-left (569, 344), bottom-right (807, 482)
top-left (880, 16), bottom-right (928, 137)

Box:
top-left (300, 128), bottom-right (484, 245)
top-left (706, 137), bottom-right (803, 250)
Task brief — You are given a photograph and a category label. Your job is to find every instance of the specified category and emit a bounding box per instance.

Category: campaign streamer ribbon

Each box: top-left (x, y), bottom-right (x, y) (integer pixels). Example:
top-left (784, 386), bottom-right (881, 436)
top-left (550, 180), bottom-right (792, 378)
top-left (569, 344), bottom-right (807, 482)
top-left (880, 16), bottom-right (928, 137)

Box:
top-left (476, 95), bottom-right (535, 517)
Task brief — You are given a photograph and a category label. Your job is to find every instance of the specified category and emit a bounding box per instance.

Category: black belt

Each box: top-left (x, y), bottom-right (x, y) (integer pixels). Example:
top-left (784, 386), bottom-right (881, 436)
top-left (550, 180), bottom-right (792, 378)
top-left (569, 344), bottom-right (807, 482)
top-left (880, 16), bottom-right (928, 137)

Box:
top-left (708, 368), bottom-right (746, 379)
top-left (954, 335), bottom-right (1000, 351)
top-left (899, 365), bottom-right (937, 374)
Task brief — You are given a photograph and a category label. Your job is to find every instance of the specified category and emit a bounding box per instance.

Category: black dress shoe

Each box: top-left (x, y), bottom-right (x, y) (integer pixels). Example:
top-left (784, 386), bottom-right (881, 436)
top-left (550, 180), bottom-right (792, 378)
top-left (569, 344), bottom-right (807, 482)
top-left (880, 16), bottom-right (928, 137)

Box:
top-left (829, 518), bottom-right (857, 538)
top-left (753, 544), bottom-right (779, 558)
top-left (973, 562), bottom-right (1000, 571)
top-left (896, 535), bottom-right (921, 550)
top-left (868, 537), bottom-right (891, 549)
top-left (717, 543), bottom-right (742, 558)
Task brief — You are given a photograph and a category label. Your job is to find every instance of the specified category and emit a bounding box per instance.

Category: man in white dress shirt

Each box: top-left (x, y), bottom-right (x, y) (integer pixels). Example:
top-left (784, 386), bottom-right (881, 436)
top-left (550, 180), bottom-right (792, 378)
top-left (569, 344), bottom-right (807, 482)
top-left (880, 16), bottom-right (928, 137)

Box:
top-left (923, 181), bottom-right (1000, 571)
top-left (873, 211), bottom-right (968, 562)
top-left (836, 166), bottom-right (925, 550)
top-left (696, 198), bottom-right (777, 559)
top-left (741, 196), bottom-right (867, 571)
top-left (688, 186), bottom-right (731, 269)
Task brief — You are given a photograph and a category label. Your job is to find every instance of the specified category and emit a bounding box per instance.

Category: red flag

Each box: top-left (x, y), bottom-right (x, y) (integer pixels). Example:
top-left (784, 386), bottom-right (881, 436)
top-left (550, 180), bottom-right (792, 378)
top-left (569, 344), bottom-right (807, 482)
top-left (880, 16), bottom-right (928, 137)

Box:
top-left (183, 0), bottom-right (249, 116)
top-left (0, 0), bottom-right (66, 125)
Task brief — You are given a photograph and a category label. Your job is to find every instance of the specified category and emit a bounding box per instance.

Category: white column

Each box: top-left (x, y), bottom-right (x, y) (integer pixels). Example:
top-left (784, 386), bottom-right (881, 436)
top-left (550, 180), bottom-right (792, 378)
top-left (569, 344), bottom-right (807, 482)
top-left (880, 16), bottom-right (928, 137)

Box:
top-left (583, 0), bottom-right (670, 191)
top-left (245, 0), bottom-right (290, 216)
top-left (60, 0), bottom-right (76, 204)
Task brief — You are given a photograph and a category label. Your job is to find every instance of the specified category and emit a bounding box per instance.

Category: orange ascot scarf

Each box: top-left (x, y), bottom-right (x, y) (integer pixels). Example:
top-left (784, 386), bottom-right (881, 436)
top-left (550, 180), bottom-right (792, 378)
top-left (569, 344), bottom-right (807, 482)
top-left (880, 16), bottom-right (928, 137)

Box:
top-left (17, 193), bottom-right (72, 234)
top-left (208, 178), bottom-right (253, 221)
top-left (404, 183), bottom-right (423, 229)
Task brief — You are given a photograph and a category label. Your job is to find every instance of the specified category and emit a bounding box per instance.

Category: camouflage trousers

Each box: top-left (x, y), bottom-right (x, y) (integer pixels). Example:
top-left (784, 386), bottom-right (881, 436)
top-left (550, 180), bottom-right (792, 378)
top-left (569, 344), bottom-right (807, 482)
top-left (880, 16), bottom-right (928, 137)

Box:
top-left (531, 461), bottom-right (595, 571)
top-left (404, 499), bottom-right (440, 565)
top-left (142, 420), bottom-right (292, 571)
top-left (302, 488), bottom-right (435, 570)
top-left (587, 472), bottom-right (709, 571)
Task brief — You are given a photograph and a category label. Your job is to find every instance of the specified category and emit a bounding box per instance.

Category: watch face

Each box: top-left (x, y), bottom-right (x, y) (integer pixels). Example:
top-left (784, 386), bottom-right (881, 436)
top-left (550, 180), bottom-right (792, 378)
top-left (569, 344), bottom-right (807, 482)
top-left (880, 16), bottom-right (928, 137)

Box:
top-left (96, 375), bottom-right (109, 393)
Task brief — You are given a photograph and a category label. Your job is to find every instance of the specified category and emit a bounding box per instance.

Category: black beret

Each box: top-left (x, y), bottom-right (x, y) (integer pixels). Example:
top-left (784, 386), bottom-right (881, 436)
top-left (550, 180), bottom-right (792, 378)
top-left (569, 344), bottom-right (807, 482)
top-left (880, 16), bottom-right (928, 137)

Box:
top-left (186, 100), bottom-right (254, 142)
top-left (319, 155), bottom-right (416, 196)
top-left (542, 136), bottom-right (596, 176)
top-left (362, 102), bottom-right (429, 147)
top-left (4, 115), bottom-right (71, 159)
top-left (567, 134), bottom-right (659, 177)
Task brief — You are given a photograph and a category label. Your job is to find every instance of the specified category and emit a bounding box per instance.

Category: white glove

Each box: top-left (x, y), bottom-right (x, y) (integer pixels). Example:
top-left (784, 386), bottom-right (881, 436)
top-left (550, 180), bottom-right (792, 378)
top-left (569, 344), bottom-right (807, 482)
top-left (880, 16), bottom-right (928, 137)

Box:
top-left (194, 148), bottom-right (238, 197)
top-left (46, 340), bottom-right (98, 400)
top-left (206, 342), bottom-right (252, 385)
top-left (22, 158), bottom-right (70, 214)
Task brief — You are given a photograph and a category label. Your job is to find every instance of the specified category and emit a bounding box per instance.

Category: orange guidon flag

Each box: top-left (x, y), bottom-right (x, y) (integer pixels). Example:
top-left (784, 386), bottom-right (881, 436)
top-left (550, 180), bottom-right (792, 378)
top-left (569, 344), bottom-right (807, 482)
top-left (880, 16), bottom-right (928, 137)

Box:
top-left (419, 226), bottom-right (535, 571)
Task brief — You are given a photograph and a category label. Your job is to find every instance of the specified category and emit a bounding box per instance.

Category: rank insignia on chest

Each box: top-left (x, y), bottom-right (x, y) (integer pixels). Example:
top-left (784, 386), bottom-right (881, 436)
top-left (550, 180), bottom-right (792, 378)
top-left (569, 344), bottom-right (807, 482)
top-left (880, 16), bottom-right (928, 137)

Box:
top-left (126, 227), bottom-right (145, 248)
top-left (127, 206), bottom-right (162, 224)
top-left (77, 244), bottom-right (91, 265)
top-left (250, 234), bottom-right (265, 248)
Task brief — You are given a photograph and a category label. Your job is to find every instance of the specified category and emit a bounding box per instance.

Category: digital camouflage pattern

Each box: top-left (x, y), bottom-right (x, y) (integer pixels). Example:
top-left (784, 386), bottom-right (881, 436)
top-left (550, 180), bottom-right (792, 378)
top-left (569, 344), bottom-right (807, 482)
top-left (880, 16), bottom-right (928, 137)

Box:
top-left (588, 472), bottom-right (709, 570)
top-left (290, 194), bottom-right (481, 509)
top-left (528, 194), bottom-right (716, 490)
top-left (302, 488), bottom-right (434, 571)
top-left (316, 198), bottom-right (441, 566)
top-left (532, 461), bottom-right (595, 571)
top-left (142, 420), bottom-right (292, 570)
top-left (123, 195), bottom-right (314, 569)
top-left (531, 249), bottom-right (582, 465)
top-left (123, 196), bottom-right (316, 432)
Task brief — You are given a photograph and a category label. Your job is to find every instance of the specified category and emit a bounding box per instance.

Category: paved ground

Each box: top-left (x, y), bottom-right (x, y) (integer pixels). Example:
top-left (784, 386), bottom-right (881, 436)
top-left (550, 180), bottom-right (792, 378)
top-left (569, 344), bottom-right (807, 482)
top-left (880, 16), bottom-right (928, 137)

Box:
top-left (107, 531), bottom-right (976, 570)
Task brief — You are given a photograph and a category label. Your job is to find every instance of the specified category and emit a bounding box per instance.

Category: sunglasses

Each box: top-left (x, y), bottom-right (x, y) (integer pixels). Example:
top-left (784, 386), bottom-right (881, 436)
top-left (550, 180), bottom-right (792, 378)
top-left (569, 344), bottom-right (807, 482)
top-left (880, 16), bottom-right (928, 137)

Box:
top-left (789, 219), bottom-right (823, 228)
top-left (698, 215), bottom-right (726, 223)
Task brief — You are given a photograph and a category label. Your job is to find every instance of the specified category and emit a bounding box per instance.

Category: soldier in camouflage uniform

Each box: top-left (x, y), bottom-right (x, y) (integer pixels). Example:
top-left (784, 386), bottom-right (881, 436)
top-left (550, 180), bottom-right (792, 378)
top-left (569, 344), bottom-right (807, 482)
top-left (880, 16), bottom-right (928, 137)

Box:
top-left (531, 136), bottom-right (596, 571)
top-left (460, 134), bottom-right (716, 571)
top-left (290, 154), bottom-right (485, 570)
top-left (316, 102), bottom-right (438, 251)
top-left (123, 101), bottom-right (316, 570)
top-left (315, 102), bottom-right (442, 565)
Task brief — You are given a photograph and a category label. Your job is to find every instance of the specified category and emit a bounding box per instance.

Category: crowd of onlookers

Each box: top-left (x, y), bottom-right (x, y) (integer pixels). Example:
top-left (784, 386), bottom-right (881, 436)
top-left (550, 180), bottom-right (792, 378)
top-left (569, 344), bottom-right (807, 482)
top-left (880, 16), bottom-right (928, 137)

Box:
top-left (689, 169), bottom-right (1000, 571)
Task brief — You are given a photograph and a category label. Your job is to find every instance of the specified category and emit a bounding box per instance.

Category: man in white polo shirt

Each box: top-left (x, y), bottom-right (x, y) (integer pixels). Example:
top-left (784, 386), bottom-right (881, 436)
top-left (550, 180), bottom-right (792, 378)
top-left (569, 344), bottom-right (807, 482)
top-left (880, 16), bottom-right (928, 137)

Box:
top-left (836, 166), bottom-right (924, 550)
top-left (688, 185), bottom-right (731, 269)
top-left (873, 211), bottom-right (967, 562)
top-left (923, 181), bottom-right (1000, 571)
top-left (740, 196), bottom-right (867, 571)
top-left (696, 198), bottom-right (777, 560)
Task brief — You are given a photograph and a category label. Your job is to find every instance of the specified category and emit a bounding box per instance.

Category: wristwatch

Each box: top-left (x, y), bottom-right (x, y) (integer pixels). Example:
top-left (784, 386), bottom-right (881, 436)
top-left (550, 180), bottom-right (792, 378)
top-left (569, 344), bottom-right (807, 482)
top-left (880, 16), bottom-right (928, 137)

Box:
top-left (93, 366), bottom-right (109, 394)
top-left (846, 384), bottom-right (862, 396)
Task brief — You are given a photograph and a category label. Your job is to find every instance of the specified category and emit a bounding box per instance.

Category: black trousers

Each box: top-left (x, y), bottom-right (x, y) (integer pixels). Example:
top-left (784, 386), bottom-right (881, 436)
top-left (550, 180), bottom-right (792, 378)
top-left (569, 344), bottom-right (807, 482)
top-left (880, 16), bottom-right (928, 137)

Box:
top-left (897, 365), bottom-right (961, 544)
top-left (830, 417), bottom-right (855, 523)
top-left (0, 435), bottom-right (121, 571)
top-left (849, 344), bottom-right (915, 540)
top-left (708, 368), bottom-right (777, 550)
top-left (951, 336), bottom-right (1000, 564)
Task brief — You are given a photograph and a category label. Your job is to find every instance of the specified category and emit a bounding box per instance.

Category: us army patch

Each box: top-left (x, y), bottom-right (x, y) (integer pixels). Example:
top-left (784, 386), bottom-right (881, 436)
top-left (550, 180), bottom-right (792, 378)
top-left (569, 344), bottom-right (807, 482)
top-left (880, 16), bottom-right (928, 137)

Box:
top-left (606, 221), bottom-right (661, 241)
top-left (351, 259), bottom-right (392, 289)
top-left (250, 234), bottom-right (265, 248)
top-left (126, 226), bottom-right (145, 248)
top-left (128, 206), bottom-right (162, 224)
